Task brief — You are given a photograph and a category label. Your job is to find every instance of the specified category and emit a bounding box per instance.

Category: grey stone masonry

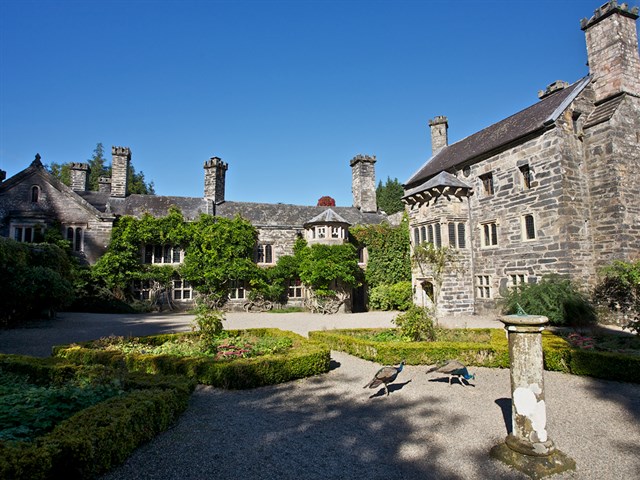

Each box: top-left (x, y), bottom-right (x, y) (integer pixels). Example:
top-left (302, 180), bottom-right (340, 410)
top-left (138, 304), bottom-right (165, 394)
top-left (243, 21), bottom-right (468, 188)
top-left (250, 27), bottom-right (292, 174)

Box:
top-left (204, 156), bottom-right (228, 204)
top-left (70, 163), bottom-right (90, 192)
top-left (350, 154), bottom-right (377, 213)
top-left (110, 146), bottom-right (131, 198)
top-left (429, 116), bottom-right (449, 155)
top-left (98, 177), bottom-right (112, 194)
top-left (582, 1), bottom-right (640, 102)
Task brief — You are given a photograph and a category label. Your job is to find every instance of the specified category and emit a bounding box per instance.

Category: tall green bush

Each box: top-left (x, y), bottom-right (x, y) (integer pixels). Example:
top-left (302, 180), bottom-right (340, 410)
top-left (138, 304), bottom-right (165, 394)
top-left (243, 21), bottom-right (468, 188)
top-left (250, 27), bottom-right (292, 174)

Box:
top-left (593, 259), bottom-right (640, 333)
top-left (392, 306), bottom-right (436, 341)
top-left (501, 274), bottom-right (596, 326)
top-left (369, 281), bottom-right (412, 311)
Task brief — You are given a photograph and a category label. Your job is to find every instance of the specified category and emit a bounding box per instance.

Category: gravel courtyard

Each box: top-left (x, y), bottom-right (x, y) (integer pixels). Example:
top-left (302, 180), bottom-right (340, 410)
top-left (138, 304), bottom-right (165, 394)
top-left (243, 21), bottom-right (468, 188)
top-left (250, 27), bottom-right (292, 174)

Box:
top-left (1, 311), bottom-right (638, 479)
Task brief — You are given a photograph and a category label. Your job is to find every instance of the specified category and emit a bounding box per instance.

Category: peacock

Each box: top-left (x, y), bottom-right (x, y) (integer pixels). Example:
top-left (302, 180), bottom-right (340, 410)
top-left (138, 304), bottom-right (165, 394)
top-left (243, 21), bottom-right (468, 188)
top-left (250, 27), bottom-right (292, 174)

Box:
top-left (426, 360), bottom-right (475, 386)
top-left (364, 360), bottom-right (405, 396)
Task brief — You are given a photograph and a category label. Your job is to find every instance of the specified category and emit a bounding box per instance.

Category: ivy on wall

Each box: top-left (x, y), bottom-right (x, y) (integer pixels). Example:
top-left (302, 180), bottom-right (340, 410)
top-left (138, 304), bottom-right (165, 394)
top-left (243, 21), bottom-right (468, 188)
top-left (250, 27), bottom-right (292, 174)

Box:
top-left (350, 215), bottom-right (411, 288)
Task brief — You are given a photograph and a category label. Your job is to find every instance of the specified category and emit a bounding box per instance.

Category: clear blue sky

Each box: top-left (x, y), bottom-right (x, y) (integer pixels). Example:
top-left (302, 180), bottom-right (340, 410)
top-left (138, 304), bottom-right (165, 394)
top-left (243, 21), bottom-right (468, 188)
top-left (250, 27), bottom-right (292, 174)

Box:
top-left (0, 0), bottom-right (628, 206)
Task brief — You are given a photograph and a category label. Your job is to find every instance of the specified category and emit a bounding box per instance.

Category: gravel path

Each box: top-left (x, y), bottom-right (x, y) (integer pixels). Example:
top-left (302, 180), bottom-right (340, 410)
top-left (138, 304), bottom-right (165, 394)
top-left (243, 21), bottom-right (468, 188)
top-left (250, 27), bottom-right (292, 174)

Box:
top-left (1, 311), bottom-right (638, 479)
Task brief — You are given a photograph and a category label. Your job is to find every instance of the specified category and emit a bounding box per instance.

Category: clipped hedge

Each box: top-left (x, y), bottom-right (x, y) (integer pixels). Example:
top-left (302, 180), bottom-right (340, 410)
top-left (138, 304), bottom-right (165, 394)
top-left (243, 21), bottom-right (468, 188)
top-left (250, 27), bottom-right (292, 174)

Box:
top-left (309, 328), bottom-right (640, 383)
top-left (0, 354), bottom-right (195, 480)
top-left (53, 328), bottom-right (331, 389)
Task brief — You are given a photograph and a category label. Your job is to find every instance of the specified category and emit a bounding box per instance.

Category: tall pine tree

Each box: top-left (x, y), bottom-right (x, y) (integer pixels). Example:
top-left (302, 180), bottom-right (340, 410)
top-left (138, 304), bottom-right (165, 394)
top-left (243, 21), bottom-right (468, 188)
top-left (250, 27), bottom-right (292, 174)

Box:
top-left (376, 177), bottom-right (404, 214)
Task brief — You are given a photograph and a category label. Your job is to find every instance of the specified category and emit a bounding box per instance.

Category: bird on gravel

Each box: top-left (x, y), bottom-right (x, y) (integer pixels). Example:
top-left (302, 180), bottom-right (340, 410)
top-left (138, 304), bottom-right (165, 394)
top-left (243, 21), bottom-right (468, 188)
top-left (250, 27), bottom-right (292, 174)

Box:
top-left (363, 360), bottom-right (405, 396)
top-left (426, 360), bottom-right (475, 386)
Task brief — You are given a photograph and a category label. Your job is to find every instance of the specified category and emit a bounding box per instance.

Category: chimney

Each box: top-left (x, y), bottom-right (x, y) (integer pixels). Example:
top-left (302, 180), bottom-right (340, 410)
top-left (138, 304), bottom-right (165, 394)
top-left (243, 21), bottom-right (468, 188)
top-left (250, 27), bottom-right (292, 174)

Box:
top-left (429, 116), bottom-right (448, 155)
top-left (581, 1), bottom-right (640, 103)
top-left (98, 176), bottom-right (112, 194)
top-left (204, 156), bottom-right (228, 204)
top-left (350, 154), bottom-right (377, 213)
top-left (70, 162), bottom-right (90, 192)
top-left (110, 146), bottom-right (131, 198)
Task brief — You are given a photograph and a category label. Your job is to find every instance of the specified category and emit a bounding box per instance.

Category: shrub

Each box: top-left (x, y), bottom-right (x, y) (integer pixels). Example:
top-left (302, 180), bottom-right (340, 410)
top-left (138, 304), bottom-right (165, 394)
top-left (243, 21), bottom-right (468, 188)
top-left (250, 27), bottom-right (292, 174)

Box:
top-left (593, 259), bottom-right (640, 333)
top-left (501, 274), bottom-right (596, 326)
top-left (191, 305), bottom-right (224, 352)
top-left (392, 306), bottom-right (436, 341)
top-left (369, 281), bottom-right (412, 311)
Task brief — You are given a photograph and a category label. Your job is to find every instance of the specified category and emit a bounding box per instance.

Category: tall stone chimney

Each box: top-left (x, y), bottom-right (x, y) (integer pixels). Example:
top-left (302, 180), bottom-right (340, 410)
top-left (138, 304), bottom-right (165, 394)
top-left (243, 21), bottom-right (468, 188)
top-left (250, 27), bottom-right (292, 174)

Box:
top-left (581, 1), bottom-right (640, 103)
top-left (429, 116), bottom-right (449, 155)
top-left (204, 156), bottom-right (228, 204)
top-left (350, 154), bottom-right (377, 213)
top-left (70, 163), bottom-right (90, 192)
top-left (110, 146), bottom-right (131, 198)
top-left (98, 176), bottom-right (112, 194)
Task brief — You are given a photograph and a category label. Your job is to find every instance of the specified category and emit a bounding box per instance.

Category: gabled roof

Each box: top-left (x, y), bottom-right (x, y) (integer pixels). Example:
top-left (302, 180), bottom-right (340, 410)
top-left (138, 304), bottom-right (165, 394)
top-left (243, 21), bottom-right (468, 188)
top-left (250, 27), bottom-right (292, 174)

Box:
top-left (403, 171), bottom-right (472, 200)
top-left (0, 156), bottom-right (114, 220)
top-left (405, 76), bottom-right (591, 188)
top-left (304, 208), bottom-right (351, 227)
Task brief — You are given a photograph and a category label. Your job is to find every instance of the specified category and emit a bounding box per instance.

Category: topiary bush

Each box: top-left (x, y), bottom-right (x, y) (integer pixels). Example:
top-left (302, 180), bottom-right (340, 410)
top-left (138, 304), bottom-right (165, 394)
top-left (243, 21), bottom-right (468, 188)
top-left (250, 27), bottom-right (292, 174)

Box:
top-left (501, 274), bottom-right (597, 327)
top-left (392, 306), bottom-right (436, 341)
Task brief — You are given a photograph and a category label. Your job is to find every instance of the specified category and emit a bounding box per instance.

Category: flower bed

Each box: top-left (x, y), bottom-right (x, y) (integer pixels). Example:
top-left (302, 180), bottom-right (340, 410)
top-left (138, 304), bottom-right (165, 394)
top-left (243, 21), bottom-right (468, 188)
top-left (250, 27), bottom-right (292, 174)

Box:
top-left (53, 328), bottom-right (331, 389)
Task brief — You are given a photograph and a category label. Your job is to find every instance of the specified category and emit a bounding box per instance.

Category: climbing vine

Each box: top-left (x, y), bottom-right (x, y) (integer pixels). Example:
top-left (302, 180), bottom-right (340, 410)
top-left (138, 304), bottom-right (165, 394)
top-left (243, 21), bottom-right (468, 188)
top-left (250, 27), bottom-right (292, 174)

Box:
top-left (350, 216), bottom-right (411, 288)
top-left (412, 242), bottom-right (460, 311)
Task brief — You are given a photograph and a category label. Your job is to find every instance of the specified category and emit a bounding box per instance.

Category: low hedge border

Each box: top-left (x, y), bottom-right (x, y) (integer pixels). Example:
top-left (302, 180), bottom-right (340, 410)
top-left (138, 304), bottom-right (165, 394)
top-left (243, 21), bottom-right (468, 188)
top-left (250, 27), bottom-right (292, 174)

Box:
top-left (309, 328), bottom-right (640, 383)
top-left (53, 328), bottom-right (331, 389)
top-left (0, 354), bottom-right (195, 480)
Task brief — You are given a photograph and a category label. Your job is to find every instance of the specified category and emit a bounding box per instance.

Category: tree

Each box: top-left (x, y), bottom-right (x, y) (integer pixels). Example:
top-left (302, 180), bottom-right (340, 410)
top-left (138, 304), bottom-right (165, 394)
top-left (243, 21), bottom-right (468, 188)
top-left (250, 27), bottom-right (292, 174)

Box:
top-left (376, 177), bottom-right (405, 214)
top-left (88, 143), bottom-right (109, 191)
top-left (46, 162), bottom-right (71, 186)
top-left (317, 196), bottom-right (336, 207)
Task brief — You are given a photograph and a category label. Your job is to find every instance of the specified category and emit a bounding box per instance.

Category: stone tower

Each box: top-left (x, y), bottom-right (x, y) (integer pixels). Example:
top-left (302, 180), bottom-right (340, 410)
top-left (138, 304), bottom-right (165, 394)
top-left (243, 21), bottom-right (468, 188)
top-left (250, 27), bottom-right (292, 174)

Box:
top-left (581, 1), bottom-right (640, 102)
top-left (350, 154), bottom-right (377, 213)
top-left (429, 116), bottom-right (449, 155)
top-left (110, 146), bottom-right (131, 198)
top-left (204, 156), bottom-right (228, 204)
top-left (70, 163), bottom-right (90, 192)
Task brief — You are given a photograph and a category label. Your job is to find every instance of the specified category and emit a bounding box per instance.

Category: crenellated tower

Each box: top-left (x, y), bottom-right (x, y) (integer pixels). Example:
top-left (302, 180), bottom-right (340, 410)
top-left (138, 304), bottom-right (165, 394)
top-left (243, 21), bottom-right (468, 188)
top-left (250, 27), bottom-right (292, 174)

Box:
top-left (70, 163), bottom-right (90, 192)
top-left (350, 154), bottom-right (377, 213)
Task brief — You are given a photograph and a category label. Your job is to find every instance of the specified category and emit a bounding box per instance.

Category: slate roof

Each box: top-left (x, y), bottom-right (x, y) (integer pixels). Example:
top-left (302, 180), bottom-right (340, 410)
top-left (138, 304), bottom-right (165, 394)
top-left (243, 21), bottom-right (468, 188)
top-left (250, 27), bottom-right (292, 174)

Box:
top-left (216, 201), bottom-right (387, 228)
top-left (304, 208), bottom-right (351, 226)
top-left (403, 171), bottom-right (472, 201)
top-left (405, 76), bottom-right (591, 189)
top-left (78, 193), bottom-right (212, 220)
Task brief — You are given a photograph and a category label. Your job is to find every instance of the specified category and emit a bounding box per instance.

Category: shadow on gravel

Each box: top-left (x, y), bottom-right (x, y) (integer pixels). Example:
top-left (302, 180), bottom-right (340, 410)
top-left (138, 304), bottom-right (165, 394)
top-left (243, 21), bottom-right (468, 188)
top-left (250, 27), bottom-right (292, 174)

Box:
top-left (495, 398), bottom-right (513, 435)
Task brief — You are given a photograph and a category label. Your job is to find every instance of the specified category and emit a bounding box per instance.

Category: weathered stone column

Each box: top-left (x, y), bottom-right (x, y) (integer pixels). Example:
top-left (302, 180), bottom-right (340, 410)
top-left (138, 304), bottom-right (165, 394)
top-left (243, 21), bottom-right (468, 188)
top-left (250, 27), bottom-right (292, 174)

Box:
top-left (490, 314), bottom-right (575, 478)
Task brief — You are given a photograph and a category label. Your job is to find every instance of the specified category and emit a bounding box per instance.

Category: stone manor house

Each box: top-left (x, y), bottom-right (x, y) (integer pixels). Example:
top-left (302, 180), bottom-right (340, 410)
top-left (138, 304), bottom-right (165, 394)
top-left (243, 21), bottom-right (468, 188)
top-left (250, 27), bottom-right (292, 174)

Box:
top-left (0, 145), bottom-right (389, 310)
top-left (403, 1), bottom-right (640, 315)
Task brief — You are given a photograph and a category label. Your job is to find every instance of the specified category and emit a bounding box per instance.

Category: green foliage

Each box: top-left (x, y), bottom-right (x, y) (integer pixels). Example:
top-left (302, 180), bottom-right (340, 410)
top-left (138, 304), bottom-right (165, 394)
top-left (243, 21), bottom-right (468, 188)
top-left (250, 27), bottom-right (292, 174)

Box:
top-left (0, 369), bottom-right (123, 442)
top-left (309, 328), bottom-right (640, 382)
top-left (412, 242), bottom-right (460, 310)
top-left (502, 274), bottom-right (597, 326)
top-left (54, 329), bottom-right (331, 389)
top-left (296, 241), bottom-right (362, 297)
top-left (593, 259), bottom-right (640, 333)
top-left (392, 306), bottom-right (436, 341)
top-left (191, 306), bottom-right (225, 353)
top-left (46, 162), bottom-right (71, 185)
top-left (368, 281), bottom-right (413, 311)
top-left (87, 142), bottom-right (108, 191)
top-left (0, 238), bottom-right (76, 325)
top-left (376, 176), bottom-right (405, 214)
top-left (351, 217), bottom-right (411, 288)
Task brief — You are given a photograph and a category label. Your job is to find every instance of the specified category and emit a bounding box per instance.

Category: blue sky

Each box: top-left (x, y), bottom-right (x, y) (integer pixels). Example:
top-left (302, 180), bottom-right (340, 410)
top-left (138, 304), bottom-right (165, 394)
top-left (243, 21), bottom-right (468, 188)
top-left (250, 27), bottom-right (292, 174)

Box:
top-left (0, 0), bottom-right (625, 206)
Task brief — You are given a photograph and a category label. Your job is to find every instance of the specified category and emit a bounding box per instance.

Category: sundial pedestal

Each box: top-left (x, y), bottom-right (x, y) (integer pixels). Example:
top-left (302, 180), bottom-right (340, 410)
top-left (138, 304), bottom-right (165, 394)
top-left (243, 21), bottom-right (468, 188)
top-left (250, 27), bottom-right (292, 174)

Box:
top-left (490, 314), bottom-right (576, 479)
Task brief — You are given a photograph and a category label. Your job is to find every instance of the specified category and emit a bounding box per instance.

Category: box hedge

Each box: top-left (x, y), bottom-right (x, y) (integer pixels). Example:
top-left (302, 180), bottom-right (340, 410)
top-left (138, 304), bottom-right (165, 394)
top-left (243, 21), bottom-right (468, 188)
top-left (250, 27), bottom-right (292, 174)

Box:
top-left (0, 354), bottom-right (195, 480)
top-left (53, 329), bottom-right (331, 389)
top-left (308, 328), bottom-right (640, 383)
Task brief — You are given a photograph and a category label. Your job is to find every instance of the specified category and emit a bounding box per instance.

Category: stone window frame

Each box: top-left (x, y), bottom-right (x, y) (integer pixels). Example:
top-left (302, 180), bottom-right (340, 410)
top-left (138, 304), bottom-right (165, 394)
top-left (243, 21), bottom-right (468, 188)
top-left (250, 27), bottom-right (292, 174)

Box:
top-left (65, 225), bottom-right (85, 252)
top-left (172, 278), bottom-right (193, 301)
top-left (508, 273), bottom-right (533, 291)
top-left (30, 185), bottom-right (40, 203)
top-left (11, 222), bottom-right (45, 243)
top-left (316, 226), bottom-right (327, 239)
top-left (519, 164), bottom-right (533, 190)
top-left (476, 275), bottom-right (492, 299)
top-left (256, 243), bottom-right (274, 264)
top-left (480, 221), bottom-right (499, 248)
top-left (287, 278), bottom-right (304, 298)
top-left (480, 172), bottom-right (495, 196)
top-left (142, 244), bottom-right (183, 264)
top-left (521, 214), bottom-right (536, 241)
top-left (413, 227), bottom-right (420, 246)
top-left (447, 221), bottom-right (467, 249)
top-left (228, 279), bottom-right (246, 300)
